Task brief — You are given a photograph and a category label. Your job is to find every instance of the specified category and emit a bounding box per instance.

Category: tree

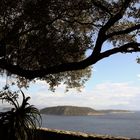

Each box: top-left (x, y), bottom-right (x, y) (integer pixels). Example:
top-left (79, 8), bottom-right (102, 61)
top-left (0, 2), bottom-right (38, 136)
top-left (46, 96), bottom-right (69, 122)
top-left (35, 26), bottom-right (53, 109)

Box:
top-left (0, 0), bottom-right (139, 90)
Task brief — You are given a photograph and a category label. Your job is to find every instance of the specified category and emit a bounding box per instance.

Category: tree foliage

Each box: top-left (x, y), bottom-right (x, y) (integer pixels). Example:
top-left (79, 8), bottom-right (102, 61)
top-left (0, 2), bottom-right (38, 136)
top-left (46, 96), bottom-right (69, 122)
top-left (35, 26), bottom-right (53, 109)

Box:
top-left (0, 0), bottom-right (139, 89)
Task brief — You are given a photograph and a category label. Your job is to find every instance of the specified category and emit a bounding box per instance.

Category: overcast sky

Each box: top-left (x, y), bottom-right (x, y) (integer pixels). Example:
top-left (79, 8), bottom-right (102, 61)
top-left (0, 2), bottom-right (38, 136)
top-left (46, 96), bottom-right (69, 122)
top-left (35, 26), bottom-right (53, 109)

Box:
top-left (0, 51), bottom-right (140, 111)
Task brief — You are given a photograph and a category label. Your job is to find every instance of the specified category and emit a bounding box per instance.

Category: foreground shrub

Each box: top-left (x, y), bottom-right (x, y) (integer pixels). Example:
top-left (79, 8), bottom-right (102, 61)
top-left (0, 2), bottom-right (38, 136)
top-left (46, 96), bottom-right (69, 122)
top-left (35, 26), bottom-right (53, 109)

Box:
top-left (0, 88), bottom-right (41, 140)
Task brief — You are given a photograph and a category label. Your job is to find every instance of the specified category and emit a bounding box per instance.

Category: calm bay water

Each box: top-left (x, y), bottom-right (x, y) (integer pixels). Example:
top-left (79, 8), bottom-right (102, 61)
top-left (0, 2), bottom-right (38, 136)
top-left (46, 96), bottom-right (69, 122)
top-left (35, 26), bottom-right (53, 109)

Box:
top-left (41, 112), bottom-right (140, 139)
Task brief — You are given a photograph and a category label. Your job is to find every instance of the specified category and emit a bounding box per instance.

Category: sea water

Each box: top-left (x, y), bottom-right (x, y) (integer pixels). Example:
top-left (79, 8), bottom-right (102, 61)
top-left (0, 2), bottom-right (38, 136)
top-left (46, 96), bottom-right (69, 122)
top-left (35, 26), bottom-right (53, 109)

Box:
top-left (41, 112), bottom-right (140, 139)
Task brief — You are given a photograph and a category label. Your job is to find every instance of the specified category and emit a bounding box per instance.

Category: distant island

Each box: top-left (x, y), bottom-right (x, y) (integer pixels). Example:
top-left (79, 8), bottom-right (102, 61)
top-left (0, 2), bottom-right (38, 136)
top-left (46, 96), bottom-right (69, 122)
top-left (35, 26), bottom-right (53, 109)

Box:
top-left (40, 106), bottom-right (133, 116)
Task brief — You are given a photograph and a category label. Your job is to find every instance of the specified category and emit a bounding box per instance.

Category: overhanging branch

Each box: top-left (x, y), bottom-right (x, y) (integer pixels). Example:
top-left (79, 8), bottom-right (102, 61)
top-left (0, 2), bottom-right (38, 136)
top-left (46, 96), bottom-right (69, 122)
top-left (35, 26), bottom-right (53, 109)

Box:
top-left (0, 57), bottom-right (97, 79)
top-left (100, 42), bottom-right (140, 59)
top-left (91, 0), bottom-right (112, 16)
top-left (0, 42), bottom-right (140, 79)
top-left (91, 0), bottom-right (132, 56)
top-left (106, 24), bottom-right (140, 39)
top-left (102, 0), bottom-right (132, 32)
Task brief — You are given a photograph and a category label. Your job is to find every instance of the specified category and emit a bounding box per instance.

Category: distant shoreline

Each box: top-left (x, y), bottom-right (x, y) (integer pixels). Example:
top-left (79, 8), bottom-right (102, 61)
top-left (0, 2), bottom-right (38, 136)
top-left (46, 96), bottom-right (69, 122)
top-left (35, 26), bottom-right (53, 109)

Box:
top-left (109, 111), bottom-right (135, 114)
top-left (40, 105), bottom-right (135, 116)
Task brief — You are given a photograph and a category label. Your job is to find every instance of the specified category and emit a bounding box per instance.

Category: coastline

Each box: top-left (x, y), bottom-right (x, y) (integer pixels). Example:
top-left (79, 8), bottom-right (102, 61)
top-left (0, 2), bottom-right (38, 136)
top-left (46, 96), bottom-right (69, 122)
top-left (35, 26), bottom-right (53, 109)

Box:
top-left (40, 106), bottom-right (135, 116)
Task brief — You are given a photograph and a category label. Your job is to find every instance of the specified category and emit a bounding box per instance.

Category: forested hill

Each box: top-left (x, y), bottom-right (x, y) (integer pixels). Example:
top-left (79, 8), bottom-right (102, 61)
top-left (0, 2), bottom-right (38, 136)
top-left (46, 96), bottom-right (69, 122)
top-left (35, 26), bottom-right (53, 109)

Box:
top-left (40, 106), bottom-right (100, 116)
top-left (40, 106), bottom-right (133, 116)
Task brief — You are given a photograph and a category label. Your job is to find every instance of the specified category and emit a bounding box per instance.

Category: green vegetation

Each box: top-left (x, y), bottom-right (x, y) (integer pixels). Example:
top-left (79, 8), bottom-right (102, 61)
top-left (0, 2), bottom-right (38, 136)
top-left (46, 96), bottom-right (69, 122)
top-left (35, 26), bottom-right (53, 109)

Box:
top-left (40, 106), bottom-right (132, 116)
top-left (40, 106), bottom-right (98, 116)
top-left (0, 88), bottom-right (41, 140)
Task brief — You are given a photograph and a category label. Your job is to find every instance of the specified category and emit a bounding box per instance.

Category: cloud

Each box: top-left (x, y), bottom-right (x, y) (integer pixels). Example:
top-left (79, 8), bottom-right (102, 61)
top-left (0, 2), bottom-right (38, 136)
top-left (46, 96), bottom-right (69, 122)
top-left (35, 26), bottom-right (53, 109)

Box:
top-left (1, 80), bottom-right (140, 111)
top-left (87, 82), bottom-right (140, 110)
top-left (137, 74), bottom-right (140, 80)
top-left (25, 81), bottom-right (140, 110)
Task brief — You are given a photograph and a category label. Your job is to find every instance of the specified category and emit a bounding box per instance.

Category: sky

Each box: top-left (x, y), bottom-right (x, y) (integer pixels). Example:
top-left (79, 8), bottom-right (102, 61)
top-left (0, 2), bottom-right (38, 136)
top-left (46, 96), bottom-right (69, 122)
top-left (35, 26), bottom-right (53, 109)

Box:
top-left (35, 52), bottom-right (140, 111)
top-left (1, 51), bottom-right (140, 111)
top-left (0, 50), bottom-right (140, 111)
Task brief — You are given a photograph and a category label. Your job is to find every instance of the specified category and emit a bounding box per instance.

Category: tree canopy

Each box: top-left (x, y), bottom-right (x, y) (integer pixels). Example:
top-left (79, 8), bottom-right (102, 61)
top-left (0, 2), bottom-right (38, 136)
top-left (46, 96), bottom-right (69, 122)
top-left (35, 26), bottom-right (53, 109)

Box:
top-left (0, 0), bottom-right (140, 90)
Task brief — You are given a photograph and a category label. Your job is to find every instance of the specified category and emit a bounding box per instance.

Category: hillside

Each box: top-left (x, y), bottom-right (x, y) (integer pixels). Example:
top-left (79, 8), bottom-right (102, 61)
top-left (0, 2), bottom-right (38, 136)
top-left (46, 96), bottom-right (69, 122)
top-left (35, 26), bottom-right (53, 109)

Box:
top-left (40, 106), bottom-right (101, 116)
top-left (40, 106), bottom-right (133, 116)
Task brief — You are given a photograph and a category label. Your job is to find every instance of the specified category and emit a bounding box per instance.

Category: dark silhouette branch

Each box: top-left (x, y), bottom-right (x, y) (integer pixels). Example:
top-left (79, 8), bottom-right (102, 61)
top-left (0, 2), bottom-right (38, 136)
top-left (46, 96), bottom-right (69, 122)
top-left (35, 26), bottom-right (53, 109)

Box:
top-left (101, 0), bottom-right (132, 32)
top-left (0, 42), bottom-right (139, 79)
top-left (0, 57), bottom-right (96, 80)
top-left (91, 0), bottom-right (112, 16)
top-left (106, 24), bottom-right (140, 39)
top-left (100, 42), bottom-right (140, 59)
top-left (90, 0), bottom-right (132, 56)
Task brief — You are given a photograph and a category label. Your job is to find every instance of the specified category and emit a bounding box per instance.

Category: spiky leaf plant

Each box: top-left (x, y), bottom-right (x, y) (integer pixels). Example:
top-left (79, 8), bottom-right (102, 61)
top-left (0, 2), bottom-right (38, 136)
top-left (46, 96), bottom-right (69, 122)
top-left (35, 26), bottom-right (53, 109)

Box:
top-left (0, 88), bottom-right (41, 140)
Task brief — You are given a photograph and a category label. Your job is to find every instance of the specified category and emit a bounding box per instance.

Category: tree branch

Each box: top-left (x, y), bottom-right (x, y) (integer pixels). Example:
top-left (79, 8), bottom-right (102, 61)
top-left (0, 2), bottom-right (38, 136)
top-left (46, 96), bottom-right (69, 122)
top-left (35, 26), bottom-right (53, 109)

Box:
top-left (0, 57), bottom-right (97, 79)
top-left (90, 0), bottom-right (132, 57)
top-left (100, 42), bottom-right (140, 59)
top-left (102, 0), bottom-right (132, 32)
top-left (106, 24), bottom-right (140, 39)
top-left (0, 42), bottom-right (140, 79)
top-left (91, 0), bottom-right (112, 16)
